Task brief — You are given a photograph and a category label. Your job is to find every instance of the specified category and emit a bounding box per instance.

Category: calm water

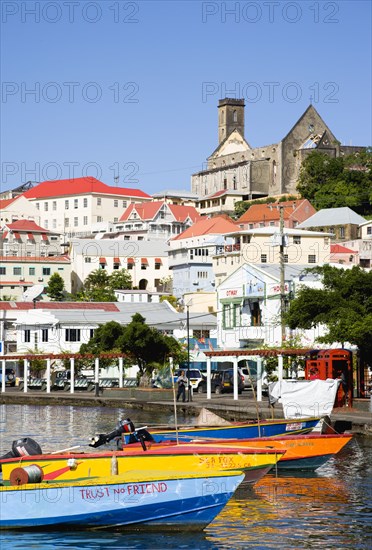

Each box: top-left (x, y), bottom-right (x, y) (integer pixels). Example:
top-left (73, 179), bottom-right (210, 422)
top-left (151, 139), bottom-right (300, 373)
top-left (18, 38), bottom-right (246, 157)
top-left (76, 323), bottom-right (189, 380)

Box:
top-left (0, 405), bottom-right (371, 549)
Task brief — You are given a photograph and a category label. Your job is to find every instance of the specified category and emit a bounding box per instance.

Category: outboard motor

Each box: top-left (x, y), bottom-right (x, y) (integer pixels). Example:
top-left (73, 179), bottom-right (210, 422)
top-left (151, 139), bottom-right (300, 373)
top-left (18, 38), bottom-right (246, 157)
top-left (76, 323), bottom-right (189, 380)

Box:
top-left (90, 418), bottom-right (154, 451)
top-left (0, 437), bottom-right (43, 471)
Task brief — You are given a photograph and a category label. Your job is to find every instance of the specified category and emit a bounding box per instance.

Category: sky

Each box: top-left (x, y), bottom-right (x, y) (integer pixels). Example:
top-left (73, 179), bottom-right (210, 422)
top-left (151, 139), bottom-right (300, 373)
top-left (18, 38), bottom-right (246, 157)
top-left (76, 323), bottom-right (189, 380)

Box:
top-left (1, 0), bottom-right (371, 196)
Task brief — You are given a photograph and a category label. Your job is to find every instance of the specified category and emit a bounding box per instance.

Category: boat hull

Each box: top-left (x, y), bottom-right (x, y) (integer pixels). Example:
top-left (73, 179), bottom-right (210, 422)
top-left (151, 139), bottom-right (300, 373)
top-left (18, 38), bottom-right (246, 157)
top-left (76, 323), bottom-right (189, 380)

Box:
top-left (0, 471), bottom-right (244, 530)
top-left (140, 417), bottom-right (321, 443)
top-left (0, 445), bottom-right (283, 485)
top-left (188, 434), bottom-right (353, 471)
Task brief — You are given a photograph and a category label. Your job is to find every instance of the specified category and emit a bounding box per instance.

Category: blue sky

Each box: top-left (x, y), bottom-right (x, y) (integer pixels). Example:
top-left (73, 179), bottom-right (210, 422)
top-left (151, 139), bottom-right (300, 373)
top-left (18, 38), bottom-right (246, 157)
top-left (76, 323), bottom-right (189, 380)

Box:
top-left (1, 0), bottom-right (371, 195)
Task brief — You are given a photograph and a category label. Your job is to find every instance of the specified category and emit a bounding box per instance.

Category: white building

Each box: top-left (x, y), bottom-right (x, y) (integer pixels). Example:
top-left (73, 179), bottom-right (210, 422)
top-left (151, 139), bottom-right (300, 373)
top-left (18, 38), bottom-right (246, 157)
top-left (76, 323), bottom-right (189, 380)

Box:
top-left (217, 263), bottom-right (324, 350)
top-left (7, 302), bottom-right (217, 359)
top-left (168, 215), bottom-right (237, 298)
top-left (22, 177), bottom-right (152, 237)
top-left (0, 195), bottom-right (40, 226)
top-left (69, 239), bottom-right (170, 293)
top-left (114, 289), bottom-right (170, 303)
top-left (1, 219), bottom-right (63, 258)
top-left (113, 201), bottom-right (201, 241)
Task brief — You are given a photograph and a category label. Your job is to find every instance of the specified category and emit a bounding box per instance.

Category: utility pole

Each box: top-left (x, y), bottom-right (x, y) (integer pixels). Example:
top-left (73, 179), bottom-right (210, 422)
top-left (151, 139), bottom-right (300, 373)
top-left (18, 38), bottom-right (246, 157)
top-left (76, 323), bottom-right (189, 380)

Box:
top-left (279, 206), bottom-right (286, 344)
top-left (186, 304), bottom-right (192, 402)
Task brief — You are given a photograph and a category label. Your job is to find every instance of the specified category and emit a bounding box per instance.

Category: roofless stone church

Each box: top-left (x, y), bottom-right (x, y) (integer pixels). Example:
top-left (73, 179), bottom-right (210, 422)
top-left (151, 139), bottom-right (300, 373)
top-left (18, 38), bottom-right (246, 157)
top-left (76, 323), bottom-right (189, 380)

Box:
top-left (191, 99), bottom-right (365, 199)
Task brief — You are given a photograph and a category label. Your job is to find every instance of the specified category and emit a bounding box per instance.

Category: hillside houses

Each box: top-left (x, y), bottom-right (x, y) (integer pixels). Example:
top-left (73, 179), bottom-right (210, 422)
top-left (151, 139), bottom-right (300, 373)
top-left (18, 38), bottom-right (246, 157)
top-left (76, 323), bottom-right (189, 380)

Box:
top-left (21, 177), bottom-right (152, 237)
top-left (0, 99), bottom-right (369, 371)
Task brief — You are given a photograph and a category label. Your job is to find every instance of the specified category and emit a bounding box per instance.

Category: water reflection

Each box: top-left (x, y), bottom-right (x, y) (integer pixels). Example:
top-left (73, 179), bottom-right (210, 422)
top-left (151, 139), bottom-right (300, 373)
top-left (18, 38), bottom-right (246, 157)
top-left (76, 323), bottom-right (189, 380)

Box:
top-left (0, 405), bottom-right (371, 549)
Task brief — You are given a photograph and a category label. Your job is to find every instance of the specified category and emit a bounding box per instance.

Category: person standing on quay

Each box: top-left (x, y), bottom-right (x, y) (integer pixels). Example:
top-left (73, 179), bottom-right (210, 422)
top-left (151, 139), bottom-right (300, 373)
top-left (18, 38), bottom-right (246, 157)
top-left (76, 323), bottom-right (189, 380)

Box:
top-left (176, 370), bottom-right (188, 402)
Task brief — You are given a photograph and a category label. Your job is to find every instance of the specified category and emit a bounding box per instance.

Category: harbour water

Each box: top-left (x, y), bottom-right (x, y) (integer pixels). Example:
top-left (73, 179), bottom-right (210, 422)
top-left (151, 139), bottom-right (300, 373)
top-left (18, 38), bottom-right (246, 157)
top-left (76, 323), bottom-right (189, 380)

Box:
top-left (0, 404), bottom-right (371, 549)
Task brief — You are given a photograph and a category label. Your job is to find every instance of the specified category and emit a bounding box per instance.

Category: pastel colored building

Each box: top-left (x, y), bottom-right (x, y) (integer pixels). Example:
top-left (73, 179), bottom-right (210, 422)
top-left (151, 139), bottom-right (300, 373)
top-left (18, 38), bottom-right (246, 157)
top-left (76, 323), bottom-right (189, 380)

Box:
top-left (0, 255), bottom-right (71, 300)
top-left (212, 227), bottom-right (333, 287)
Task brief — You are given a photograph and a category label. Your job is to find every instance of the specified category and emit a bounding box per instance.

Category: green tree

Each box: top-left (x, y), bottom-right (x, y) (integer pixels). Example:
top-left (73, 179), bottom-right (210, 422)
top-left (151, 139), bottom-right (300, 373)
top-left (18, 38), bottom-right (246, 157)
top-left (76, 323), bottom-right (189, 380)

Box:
top-left (79, 316), bottom-right (186, 383)
top-left (297, 150), bottom-right (372, 214)
top-left (109, 269), bottom-right (132, 291)
top-left (120, 313), bottom-right (185, 381)
top-left (45, 272), bottom-right (65, 301)
top-left (80, 321), bottom-right (125, 354)
top-left (285, 265), bottom-right (372, 374)
top-left (233, 200), bottom-right (251, 219)
top-left (79, 269), bottom-right (116, 302)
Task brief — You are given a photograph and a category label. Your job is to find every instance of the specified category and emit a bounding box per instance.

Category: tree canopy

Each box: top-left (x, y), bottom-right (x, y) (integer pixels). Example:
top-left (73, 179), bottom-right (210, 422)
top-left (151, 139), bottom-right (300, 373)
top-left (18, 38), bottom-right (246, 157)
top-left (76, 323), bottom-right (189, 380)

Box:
top-left (297, 149), bottom-right (372, 215)
top-left (45, 272), bottom-right (65, 301)
top-left (285, 265), bottom-right (372, 365)
top-left (79, 314), bottom-right (187, 380)
top-left (74, 268), bottom-right (132, 302)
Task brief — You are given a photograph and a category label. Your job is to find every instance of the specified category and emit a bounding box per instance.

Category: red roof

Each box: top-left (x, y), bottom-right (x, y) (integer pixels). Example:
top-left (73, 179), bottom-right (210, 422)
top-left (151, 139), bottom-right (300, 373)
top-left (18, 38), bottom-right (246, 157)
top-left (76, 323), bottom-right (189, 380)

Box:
top-left (22, 177), bottom-right (151, 200)
top-left (5, 219), bottom-right (50, 233)
top-left (172, 215), bottom-right (238, 240)
top-left (238, 200), bottom-right (312, 223)
top-left (330, 244), bottom-right (357, 254)
top-left (168, 204), bottom-right (201, 223)
top-left (119, 201), bottom-right (200, 223)
top-left (0, 302), bottom-right (120, 311)
top-left (202, 190), bottom-right (230, 199)
top-left (0, 197), bottom-right (18, 209)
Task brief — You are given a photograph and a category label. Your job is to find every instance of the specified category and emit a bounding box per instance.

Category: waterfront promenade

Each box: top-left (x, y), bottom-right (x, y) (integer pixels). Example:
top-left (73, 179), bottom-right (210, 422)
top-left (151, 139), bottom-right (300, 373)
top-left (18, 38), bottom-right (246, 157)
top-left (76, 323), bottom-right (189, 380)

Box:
top-left (1, 388), bottom-right (371, 434)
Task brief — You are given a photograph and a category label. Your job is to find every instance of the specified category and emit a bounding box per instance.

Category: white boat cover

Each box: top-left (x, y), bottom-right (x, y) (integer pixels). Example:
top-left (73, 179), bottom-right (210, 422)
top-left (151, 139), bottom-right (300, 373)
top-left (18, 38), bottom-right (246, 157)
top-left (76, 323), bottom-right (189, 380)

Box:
top-left (269, 379), bottom-right (341, 419)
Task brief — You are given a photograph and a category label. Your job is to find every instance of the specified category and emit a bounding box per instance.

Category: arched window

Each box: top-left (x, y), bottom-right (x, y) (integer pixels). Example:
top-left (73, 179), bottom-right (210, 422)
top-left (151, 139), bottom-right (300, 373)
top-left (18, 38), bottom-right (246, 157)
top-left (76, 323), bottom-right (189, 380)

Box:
top-left (233, 110), bottom-right (237, 122)
top-left (272, 160), bottom-right (277, 184)
top-left (139, 279), bottom-right (148, 290)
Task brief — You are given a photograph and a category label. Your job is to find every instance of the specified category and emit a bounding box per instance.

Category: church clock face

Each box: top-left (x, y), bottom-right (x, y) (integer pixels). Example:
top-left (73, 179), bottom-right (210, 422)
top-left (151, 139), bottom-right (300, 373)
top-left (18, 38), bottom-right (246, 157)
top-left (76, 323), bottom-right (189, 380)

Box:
top-left (308, 124), bottom-right (314, 132)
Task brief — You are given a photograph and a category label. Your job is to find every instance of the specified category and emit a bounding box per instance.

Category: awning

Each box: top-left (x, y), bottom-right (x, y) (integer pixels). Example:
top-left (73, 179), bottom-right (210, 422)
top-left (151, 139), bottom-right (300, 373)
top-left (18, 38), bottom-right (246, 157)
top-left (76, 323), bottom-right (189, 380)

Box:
top-left (13, 231), bottom-right (20, 239)
top-left (2, 231), bottom-right (8, 239)
top-left (99, 257), bottom-right (107, 264)
top-left (27, 233), bottom-right (34, 240)
top-left (41, 233), bottom-right (48, 241)
top-left (127, 257), bottom-right (134, 264)
top-left (141, 258), bottom-right (148, 264)
top-left (155, 258), bottom-right (162, 264)
top-left (113, 257), bottom-right (120, 263)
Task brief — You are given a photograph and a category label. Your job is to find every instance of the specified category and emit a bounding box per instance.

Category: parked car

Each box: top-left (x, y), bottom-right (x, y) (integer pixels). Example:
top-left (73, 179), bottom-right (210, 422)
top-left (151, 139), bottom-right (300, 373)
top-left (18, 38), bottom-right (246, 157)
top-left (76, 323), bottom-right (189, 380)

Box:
top-left (240, 362), bottom-right (268, 393)
top-left (173, 369), bottom-right (205, 391)
top-left (0, 368), bottom-right (16, 387)
top-left (197, 369), bottom-right (244, 395)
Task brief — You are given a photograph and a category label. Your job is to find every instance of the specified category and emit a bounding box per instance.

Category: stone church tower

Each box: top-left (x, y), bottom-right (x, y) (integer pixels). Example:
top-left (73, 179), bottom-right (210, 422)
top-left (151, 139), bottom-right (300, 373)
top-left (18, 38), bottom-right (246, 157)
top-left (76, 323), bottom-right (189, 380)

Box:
top-left (218, 98), bottom-right (245, 143)
top-left (191, 99), bottom-right (365, 199)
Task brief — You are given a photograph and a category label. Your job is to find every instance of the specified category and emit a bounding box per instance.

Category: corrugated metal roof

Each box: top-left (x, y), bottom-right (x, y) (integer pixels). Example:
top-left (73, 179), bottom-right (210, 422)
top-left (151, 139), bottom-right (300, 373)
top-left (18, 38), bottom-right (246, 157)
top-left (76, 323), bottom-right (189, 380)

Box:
top-left (297, 207), bottom-right (366, 228)
top-left (70, 239), bottom-right (169, 258)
